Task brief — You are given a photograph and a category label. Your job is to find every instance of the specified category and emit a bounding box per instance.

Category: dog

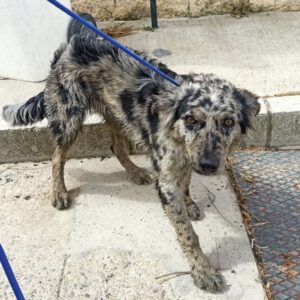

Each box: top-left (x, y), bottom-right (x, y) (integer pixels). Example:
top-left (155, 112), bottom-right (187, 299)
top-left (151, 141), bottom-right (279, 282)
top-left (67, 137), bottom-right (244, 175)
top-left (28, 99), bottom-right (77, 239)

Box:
top-left (2, 33), bottom-right (260, 292)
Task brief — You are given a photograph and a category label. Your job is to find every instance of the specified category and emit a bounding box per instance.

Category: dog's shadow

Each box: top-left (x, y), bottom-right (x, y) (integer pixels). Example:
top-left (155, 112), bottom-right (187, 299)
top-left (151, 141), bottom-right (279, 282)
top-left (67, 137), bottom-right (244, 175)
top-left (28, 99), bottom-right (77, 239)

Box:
top-left (70, 168), bottom-right (130, 184)
top-left (68, 168), bottom-right (158, 203)
top-left (68, 167), bottom-right (210, 210)
top-left (69, 168), bottom-right (253, 270)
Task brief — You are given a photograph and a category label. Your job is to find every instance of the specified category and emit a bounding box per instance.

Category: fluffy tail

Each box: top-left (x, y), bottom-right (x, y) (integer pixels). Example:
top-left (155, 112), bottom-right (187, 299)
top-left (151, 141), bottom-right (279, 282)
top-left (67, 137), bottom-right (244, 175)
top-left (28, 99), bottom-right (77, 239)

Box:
top-left (3, 13), bottom-right (98, 127)
top-left (2, 92), bottom-right (45, 126)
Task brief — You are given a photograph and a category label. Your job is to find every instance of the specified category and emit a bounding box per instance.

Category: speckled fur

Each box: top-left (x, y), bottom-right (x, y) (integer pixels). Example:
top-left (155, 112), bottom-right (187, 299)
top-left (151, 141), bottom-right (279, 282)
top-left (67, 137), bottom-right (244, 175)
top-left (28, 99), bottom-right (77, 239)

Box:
top-left (2, 34), bottom-right (260, 292)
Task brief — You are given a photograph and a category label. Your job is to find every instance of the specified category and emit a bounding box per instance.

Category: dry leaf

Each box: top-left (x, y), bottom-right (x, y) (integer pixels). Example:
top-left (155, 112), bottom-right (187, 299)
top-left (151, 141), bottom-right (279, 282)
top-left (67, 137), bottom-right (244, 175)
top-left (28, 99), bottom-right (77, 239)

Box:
top-left (282, 251), bottom-right (298, 259)
top-left (293, 183), bottom-right (300, 189)
top-left (245, 175), bottom-right (254, 183)
top-left (278, 261), bottom-right (296, 272)
top-left (286, 270), bottom-right (298, 278)
top-left (103, 25), bottom-right (136, 38)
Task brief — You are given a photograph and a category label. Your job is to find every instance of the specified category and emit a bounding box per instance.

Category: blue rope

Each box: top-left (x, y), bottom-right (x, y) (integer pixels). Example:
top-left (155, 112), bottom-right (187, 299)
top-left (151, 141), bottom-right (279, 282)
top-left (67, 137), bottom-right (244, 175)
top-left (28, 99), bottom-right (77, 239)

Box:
top-left (47, 0), bottom-right (180, 87)
top-left (0, 244), bottom-right (25, 300)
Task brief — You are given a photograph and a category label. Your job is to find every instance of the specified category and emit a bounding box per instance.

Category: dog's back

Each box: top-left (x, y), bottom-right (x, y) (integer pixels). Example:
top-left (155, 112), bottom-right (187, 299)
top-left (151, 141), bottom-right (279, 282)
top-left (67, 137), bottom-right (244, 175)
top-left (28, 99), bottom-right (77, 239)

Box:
top-left (44, 34), bottom-right (180, 149)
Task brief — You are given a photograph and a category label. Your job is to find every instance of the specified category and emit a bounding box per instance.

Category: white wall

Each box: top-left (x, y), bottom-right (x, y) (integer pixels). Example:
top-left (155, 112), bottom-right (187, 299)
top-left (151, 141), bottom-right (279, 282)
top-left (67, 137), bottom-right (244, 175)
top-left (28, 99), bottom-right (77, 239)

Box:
top-left (0, 0), bottom-right (71, 81)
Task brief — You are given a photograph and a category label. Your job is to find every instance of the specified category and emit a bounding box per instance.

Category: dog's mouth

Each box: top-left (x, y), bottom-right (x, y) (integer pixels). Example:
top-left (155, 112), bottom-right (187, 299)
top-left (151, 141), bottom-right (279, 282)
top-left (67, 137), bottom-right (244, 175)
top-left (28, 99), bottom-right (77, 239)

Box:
top-left (193, 167), bottom-right (218, 176)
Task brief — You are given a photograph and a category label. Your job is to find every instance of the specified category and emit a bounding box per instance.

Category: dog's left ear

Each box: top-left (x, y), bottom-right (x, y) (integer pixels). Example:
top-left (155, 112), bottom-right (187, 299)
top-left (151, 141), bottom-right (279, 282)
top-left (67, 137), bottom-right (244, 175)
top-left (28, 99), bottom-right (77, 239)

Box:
top-left (151, 99), bottom-right (174, 115)
top-left (234, 88), bottom-right (261, 134)
top-left (139, 81), bottom-right (171, 112)
top-left (139, 81), bottom-right (176, 126)
top-left (139, 81), bottom-right (159, 102)
top-left (150, 95), bottom-right (177, 129)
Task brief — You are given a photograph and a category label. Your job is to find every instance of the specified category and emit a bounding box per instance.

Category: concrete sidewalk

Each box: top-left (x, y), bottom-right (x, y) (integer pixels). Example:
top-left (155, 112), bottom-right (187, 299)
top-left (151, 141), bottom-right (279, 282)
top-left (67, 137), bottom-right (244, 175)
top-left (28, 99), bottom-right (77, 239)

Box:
top-left (1, 11), bottom-right (300, 300)
top-left (0, 156), bottom-right (264, 299)
top-left (116, 12), bottom-right (300, 97)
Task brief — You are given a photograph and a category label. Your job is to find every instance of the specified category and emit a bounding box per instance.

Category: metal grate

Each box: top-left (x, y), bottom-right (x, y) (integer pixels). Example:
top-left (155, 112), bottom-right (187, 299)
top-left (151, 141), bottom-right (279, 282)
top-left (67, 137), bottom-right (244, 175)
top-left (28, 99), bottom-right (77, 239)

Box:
top-left (231, 150), bottom-right (300, 300)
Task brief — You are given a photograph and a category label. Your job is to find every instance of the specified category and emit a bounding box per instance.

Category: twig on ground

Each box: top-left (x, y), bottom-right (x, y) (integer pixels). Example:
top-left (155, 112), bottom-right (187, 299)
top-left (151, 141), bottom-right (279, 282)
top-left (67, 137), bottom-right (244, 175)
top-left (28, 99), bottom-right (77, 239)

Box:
top-left (155, 271), bottom-right (191, 282)
top-left (0, 167), bottom-right (11, 176)
top-left (252, 222), bottom-right (268, 227)
top-left (215, 239), bottom-right (221, 270)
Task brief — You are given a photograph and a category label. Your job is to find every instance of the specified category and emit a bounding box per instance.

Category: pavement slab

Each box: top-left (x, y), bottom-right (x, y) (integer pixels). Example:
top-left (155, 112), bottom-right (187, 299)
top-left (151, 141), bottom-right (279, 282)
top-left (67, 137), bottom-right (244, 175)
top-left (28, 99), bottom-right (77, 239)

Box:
top-left (231, 150), bottom-right (300, 300)
top-left (114, 12), bottom-right (300, 97)
top-left (0, 160), bottom-right (73, 300)
top-left (0, 155), bottom-right (265, 299)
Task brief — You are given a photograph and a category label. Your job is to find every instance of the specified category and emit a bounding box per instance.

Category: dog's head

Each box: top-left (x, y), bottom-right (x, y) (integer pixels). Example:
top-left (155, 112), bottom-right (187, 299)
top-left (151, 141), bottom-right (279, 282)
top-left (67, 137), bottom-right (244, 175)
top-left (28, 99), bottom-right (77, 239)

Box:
top-left (155, 73), bottom-right (260, 175)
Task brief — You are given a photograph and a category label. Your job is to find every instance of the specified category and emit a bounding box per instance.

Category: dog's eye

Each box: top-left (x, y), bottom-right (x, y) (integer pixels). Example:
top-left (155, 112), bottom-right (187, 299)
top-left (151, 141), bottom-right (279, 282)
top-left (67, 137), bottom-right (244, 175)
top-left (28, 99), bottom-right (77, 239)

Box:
top-left (223, 118), bottom-right (235, 127)
top-left (185, 116), bottom-right (197, 125)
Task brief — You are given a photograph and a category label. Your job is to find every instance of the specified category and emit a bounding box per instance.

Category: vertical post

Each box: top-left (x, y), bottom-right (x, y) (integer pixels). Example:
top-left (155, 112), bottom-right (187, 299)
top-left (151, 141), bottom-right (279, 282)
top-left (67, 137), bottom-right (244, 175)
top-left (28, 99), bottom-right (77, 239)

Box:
top-left (150, 0), bottom-right (158, 29)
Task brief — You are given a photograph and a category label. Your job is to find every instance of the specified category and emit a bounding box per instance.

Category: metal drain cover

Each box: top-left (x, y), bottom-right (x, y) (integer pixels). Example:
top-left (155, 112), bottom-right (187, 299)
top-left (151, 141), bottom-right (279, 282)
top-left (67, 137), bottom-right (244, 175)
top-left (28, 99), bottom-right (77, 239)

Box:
top-left (231, 150), bottom-right (300, 300)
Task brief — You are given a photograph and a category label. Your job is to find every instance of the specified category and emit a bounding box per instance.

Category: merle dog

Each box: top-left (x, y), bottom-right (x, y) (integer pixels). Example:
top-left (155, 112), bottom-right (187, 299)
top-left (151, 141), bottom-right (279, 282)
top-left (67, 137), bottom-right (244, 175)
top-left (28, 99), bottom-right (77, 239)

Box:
top-left (3, 34), bottom-right (260, 292)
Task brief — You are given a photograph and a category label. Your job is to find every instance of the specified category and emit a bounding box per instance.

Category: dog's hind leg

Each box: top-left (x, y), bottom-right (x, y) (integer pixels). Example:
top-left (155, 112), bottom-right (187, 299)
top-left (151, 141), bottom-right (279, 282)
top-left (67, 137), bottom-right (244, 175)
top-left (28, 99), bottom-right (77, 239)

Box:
top-left (49, 105), bottom-right (86, 210)
top-left (51, 144), bottom-right (71, 209)
top-left (109, 126), bottom-right (153, 184)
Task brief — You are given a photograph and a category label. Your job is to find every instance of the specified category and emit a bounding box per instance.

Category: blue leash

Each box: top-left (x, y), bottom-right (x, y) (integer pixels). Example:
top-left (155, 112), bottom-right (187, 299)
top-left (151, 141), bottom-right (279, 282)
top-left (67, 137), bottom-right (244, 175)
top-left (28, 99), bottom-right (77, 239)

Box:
top-left (0, 244), bottom-right (25, 300)
top-left (47, 0), bottom-right (180, 87)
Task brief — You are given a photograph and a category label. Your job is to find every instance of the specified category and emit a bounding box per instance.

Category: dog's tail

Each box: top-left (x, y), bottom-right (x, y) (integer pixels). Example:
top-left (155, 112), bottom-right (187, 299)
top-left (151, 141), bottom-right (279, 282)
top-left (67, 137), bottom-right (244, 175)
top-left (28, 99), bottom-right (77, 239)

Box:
top-left (2, 92), bottom-right (45, 126)
top-left (3, 13), bottom-right (98, 127)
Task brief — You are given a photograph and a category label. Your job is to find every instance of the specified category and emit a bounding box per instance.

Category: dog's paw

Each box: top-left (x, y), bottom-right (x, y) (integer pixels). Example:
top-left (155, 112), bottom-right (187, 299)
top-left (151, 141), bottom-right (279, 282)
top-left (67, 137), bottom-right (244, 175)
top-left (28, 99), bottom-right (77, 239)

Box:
top-left (52, 191), bottom-right (71, 210)
top-left (128, 167), bottom-right (153, 185)
top-left (187, 202), bottom-right (202, 221)
top-left (192, 267), bottom-right (225, 292)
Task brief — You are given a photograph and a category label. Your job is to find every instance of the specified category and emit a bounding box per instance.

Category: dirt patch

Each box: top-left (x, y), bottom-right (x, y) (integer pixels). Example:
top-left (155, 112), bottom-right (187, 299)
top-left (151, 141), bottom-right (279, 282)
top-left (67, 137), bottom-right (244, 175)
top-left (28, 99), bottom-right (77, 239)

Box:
top-left (72, 0), bottom-right (149, 21)
top-left (231, 0), bottom-right (252, 18)
top-left (72, 0), bottom-right (114, 20)
top-left (112, 1), bottom-right (149, 21)
top-left (71, 0), bottom-right (300, 21)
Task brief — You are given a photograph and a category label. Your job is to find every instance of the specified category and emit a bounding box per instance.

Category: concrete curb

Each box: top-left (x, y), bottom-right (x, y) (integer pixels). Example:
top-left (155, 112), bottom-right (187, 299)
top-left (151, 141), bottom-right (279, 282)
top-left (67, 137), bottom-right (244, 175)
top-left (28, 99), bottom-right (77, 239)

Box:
top-left (0, 123), bottom-right (111, 163)
top-left (0, 95), bottom-right (299, 163)
top-left (246, 96), bottom-right (300, 148)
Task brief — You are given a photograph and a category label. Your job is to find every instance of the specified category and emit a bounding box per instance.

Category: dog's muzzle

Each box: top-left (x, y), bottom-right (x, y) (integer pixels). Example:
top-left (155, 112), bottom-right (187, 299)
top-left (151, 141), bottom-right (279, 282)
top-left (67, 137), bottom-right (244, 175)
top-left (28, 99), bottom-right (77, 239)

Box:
top-left (194, 156), bottom-right (220, 175)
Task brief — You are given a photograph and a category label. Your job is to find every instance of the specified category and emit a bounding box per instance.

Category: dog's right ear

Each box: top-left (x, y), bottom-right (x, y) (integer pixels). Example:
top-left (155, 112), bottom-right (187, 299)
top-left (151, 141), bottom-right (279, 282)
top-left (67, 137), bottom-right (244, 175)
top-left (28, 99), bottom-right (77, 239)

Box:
top-left (151, 98), bottom-right (175, 115)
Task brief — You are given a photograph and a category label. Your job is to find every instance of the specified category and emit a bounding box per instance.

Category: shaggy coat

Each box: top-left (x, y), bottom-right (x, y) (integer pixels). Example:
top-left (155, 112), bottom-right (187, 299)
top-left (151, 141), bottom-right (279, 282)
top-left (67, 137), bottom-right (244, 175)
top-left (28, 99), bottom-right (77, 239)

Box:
top-left (3, 34), bottom-right (260, 292)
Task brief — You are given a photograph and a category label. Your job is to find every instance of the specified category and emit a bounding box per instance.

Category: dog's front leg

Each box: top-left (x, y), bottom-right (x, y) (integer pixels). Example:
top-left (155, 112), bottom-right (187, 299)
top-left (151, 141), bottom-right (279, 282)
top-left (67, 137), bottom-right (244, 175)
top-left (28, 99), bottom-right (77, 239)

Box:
top-left (182, 174), bottom-right (202, 221)
top-left (157, 174), bottom-right (224, 292)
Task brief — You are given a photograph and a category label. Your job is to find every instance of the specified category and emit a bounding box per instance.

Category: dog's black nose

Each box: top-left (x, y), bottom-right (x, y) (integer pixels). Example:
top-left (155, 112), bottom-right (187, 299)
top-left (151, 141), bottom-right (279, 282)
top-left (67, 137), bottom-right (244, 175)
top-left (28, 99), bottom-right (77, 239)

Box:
top-left (199, 158), bottom-right (219, 174)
